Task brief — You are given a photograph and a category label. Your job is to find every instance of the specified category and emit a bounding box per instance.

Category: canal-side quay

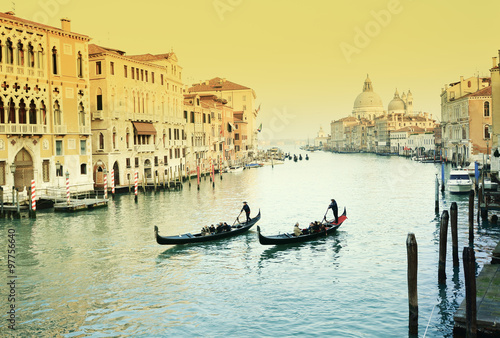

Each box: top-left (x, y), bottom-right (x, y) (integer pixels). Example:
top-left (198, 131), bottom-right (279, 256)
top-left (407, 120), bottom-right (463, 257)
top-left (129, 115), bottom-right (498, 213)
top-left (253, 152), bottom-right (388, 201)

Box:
top-left (2, 151), bottom-right (500, 337)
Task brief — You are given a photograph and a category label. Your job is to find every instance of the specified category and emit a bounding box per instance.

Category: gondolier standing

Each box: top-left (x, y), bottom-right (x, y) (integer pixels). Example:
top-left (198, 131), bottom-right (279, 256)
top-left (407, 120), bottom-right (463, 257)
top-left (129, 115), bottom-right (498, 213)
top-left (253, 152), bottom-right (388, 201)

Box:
top-left (328, 198), bottom-right (338, 224)
top-left (242, 202), bottom-right (251, 223)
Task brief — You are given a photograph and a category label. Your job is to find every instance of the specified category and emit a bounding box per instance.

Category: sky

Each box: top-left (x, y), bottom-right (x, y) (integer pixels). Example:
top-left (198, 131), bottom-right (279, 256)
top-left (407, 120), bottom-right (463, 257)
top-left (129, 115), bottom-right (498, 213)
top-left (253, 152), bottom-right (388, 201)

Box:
top-left (6, 0), bottom-right (500, 140)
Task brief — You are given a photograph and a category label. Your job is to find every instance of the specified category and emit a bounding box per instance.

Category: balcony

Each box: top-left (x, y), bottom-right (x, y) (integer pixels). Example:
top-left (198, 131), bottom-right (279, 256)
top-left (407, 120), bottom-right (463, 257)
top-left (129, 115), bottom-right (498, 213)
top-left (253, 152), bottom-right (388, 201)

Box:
top-left (53, 125), bottom-right (67, 134)
top-left (0, 123), bottom-right (49, 135)
top-left (93, 110), bottom-right (104, 120)
top-left (134, 144), bottom-right (155, 153)
top-left (79, 125), bottom-right (91, 135)
top-left (112, 111), bottom-right (120, 120)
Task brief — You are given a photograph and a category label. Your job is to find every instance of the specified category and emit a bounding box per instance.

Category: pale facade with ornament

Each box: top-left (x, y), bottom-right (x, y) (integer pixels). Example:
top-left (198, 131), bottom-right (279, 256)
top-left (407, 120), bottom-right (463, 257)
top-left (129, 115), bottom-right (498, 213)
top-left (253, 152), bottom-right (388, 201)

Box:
top-left (0, 12), bottom-right (93, 198)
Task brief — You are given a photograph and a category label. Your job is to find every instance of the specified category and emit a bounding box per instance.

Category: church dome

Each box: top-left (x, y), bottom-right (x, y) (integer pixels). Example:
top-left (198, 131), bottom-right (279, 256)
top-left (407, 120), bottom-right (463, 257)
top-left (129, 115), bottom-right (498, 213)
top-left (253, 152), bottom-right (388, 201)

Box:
top-left (388, 89), bottom-right (406, 112)
top-left (353, 75), bottom-right (384, 110)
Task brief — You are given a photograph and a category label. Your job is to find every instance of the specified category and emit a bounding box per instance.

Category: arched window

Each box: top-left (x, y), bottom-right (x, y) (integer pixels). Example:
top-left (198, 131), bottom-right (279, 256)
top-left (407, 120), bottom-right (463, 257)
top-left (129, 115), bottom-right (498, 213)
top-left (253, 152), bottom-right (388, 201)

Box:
top-left (485, 125), bottom-right (491, 139)
top-left (0, 40), bottom-right (3, 63)
top-left (6, 39), bottom-right (13, 65)
top-left (29, 100), bottom-right (36, 124)
top-left (54, 100), bottom-right (61, 125)
top-left (77, 51), bottom-right (83, 78)
top-left (52, 46), bottom-right (58, 75)
top-left (27, 44), bottom-right (34, 68)
top-left (484, 101), bottom-right (490, 117)
top-left (40, 101), bottom-right (46, 125)
top-left (99, 132), bottom-right (104, 150)
top-left (37, 45), bottom-right (43, 69)
top-left (17, 41), bottom-right (24, 66)
top-left (8, 98), bottom-right (15, 123)
top-left (78, 102), bottom-right (85, 126)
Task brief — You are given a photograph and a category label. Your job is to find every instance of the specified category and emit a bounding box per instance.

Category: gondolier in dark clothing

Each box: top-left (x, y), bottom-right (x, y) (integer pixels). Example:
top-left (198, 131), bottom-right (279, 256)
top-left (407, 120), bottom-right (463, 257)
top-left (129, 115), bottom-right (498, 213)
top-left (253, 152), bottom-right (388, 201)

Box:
top-left (241, 202), bottom-right (251, 223)
top-left (328, 199), bottom-right (338, 223)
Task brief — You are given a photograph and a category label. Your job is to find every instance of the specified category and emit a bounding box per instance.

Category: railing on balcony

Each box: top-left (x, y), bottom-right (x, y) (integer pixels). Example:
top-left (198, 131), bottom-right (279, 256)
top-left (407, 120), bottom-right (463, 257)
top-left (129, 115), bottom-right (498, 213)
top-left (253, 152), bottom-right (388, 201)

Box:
top-left (53, 125), bottom-right (67, 134)
top-left (134, 144), bottom-right (155, 152)
top-left (79, 125), bottom-right (91, 134)
top-left (93, 110), bottom-right (103, 120)
top-left (0, 123), bottom-right (49, 134)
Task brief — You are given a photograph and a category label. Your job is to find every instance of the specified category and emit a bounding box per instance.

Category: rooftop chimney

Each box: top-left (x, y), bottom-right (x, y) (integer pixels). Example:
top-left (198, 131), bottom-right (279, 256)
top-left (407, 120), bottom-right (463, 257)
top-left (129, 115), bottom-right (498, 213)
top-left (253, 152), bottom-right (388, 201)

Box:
top-left (61, 18), bottom-right (71, 32)
top-left (5, 11), bottom-right (14, 15)
top-left (493, 57), bottom-right (498, 68)
top-left (460, 76), bottom-right (464, 82)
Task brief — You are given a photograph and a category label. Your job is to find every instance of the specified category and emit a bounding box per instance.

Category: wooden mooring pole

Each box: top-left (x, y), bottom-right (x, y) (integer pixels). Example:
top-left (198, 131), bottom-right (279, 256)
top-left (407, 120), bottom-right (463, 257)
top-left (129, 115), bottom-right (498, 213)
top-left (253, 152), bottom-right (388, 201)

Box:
top-left (469, 189), bottom-right (475, 246)
top-left (438, 210), bottom-right (449, 284)
top-left (450, 202), bottom-right (459, 267)
top-left (406, 233), bottom-right (418, 336)
top-left (463, 247), bottom-right (477, 337)
top-left (435, 175), bottom-right (439, 214)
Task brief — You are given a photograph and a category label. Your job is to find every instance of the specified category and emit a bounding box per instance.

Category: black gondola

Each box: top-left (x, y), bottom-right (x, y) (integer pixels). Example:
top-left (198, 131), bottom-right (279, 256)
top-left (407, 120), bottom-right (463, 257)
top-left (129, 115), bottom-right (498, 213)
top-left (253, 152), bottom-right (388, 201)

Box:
top-left (155, 210), bottom-right (261, 245)
top-left (257, 208), bottom-right (346, 245)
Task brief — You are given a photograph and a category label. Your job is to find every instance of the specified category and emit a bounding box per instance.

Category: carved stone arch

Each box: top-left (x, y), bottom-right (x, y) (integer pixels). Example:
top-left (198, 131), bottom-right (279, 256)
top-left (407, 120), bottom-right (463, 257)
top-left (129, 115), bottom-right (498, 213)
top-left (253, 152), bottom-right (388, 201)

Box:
top-left (13, 148), bottom-right (34, 191)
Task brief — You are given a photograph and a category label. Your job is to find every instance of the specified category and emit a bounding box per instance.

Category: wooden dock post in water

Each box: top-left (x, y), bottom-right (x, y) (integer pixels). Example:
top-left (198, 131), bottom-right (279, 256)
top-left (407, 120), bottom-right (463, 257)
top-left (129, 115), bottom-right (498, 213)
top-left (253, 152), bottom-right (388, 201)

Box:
top-left (406, 233), bottom-right (418, 336)
top-left (441, 162), bottom-right (445, 192)
top-left (435, 175), bottom-right (439, 214)
top-left (463, 247), bottom-right (477, 337)
top-left (438, 210), bottom-right (449, 284)
top-left (450, 202), bottom-right (459, 267)
top-left (469, 190), bottom-right (475, 245)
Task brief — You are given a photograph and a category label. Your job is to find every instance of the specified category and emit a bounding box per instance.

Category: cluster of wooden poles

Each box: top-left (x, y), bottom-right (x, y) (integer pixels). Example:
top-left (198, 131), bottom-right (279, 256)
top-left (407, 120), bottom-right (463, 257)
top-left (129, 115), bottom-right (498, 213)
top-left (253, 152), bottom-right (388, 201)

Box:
top-left (407, 200), bottom-right (477, 336)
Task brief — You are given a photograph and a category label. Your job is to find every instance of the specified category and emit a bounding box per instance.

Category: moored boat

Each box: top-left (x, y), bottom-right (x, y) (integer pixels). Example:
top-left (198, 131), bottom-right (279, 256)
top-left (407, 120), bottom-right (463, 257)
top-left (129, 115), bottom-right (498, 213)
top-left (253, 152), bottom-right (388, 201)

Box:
top-left (448, 168), bottom-right (473, 193)
top-left (257, 208), bottom-right (347, 245)
top-left (155, 210), bottom-right (261, 245)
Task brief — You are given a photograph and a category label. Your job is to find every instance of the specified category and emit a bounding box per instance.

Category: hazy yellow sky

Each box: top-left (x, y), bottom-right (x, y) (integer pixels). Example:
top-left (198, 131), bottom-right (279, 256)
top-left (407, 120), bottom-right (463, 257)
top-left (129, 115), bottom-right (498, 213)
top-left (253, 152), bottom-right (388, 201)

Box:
top-left (8, 0), bottom-right (500, 140)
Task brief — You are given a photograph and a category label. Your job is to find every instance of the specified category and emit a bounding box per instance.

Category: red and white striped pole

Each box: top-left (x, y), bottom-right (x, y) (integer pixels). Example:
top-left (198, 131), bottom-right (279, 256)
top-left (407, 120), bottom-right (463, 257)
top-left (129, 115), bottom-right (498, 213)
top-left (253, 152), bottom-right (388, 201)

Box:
top-left (66, 172), bottom-right (70, 205)
top-left (31, 179), bottom-right (36, 212)
top-left (134, 171), bottom-right (138, 202)
top-left (104, 171), bottom-right (108, 199)
top-left (111, 169), bottom-right (115, 195)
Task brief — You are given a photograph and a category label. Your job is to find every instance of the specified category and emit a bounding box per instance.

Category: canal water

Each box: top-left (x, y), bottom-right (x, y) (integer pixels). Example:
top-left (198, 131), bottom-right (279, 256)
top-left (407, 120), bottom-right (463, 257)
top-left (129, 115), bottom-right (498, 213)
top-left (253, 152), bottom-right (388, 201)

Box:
top-left (2, 149), bottom-right (500, 337)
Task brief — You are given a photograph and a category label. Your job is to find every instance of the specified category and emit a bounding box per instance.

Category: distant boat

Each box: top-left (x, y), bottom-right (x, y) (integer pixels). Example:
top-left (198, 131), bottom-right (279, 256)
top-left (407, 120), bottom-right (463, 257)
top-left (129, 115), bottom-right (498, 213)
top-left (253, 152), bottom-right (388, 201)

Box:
top-left (224, 166), bottom-right (243, 173)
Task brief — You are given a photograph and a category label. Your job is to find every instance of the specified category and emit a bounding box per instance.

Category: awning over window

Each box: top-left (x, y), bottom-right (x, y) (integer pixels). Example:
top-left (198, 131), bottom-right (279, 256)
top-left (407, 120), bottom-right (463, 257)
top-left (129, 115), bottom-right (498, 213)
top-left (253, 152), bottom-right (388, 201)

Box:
top-left (133, 122), bottom-right (157, 135)
top-left (228, 122), bottom-right (235, 132)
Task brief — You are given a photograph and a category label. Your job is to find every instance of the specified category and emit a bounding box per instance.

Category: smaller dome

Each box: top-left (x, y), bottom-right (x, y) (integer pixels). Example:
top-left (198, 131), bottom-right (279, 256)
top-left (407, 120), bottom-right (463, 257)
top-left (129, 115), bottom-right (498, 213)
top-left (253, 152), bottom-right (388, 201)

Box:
top-left (388, 89), bottom-right (406, 112)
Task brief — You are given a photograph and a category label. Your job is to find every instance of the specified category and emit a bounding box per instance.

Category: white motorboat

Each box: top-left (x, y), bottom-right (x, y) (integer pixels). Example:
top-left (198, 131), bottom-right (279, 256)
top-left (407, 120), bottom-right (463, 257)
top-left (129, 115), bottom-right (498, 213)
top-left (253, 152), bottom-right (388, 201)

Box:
top-left (480, 178), bottom-right (498, 191)
top-left (448, 168), bottom-right (473, 193)
top-left (225, 166), bottom-right (243, 173)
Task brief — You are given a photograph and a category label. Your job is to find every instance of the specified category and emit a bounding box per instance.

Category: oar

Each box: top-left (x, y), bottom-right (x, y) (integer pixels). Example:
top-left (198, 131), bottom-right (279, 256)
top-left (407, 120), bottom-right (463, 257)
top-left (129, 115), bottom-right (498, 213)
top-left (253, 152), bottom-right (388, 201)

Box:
top-left (322, 207), bottom-right (329, 222)
top-left (232, 211), bottom-right (242, 226)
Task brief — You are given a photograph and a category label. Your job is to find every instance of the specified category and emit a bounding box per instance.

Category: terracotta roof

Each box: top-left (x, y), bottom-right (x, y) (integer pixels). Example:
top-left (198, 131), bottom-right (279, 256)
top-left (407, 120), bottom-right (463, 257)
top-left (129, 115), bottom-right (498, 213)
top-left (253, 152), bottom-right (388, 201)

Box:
top-left (392, 126), bottom-right (425, 133)
top-left (88, 44), bottom-right (127, 56)
top-left (0, 12), bottom-right (89, 39)
top-left (128, 53), bottom-right (174, 62)
top-left (189, 77), bottom-right (250, 92)
top-left (469, 86), bottom-right (492, 97)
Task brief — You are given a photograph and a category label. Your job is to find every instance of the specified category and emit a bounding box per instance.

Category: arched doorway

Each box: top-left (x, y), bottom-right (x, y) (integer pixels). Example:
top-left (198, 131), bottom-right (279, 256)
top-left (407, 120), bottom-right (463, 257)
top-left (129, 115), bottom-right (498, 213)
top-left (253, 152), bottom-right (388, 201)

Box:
top-left (113, 161), bottom-right (120, 186)
top-left (13, 148), bottom-right (34, 192)
top-left (93, 161), bottom-right (105, 188)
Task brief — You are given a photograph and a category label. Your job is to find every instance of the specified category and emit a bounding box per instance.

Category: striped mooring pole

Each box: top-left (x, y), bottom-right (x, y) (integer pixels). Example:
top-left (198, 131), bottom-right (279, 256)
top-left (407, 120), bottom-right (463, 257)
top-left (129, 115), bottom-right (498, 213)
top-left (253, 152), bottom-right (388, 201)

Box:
top-left (104, 171), bottom-right (108, 199)
top-left (66, 172), bottom-right (70, 205)
top-left (134, 171), bottom-right (138, 202)
top-left (31, 179), bottom-right (36, 212)
top-left (111, 169), bottom-right (115, 196)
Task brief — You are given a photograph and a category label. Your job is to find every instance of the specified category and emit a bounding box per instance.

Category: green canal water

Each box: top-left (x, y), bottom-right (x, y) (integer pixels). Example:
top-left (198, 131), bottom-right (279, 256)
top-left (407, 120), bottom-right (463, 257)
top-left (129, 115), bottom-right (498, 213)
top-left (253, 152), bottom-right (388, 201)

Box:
top-left (1, 150), bottom-right (500, 337)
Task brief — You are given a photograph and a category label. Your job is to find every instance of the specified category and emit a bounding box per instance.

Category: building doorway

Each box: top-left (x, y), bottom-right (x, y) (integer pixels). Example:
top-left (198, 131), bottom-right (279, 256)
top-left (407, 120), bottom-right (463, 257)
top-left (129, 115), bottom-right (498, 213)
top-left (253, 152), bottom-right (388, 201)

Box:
top-left (13, 148), bottom-right (34, 192)
top-left (113, 161), bottom-right (120, 186)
